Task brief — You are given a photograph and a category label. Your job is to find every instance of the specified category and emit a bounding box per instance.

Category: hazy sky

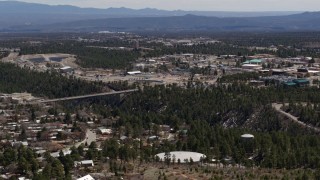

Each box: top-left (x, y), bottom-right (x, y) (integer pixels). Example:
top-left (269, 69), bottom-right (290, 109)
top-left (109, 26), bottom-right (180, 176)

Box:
top-left (5, 0), bottom-right (320, 11)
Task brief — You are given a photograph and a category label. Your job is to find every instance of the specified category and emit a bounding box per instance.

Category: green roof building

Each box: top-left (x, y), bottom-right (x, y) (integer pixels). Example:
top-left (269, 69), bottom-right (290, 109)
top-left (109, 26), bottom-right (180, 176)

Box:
top-left (284, 82), bottom-right (297, 87)
top-left (293, 79), bottom-right (310, 87)
top-left (243, 59), bottom-right (263, 64)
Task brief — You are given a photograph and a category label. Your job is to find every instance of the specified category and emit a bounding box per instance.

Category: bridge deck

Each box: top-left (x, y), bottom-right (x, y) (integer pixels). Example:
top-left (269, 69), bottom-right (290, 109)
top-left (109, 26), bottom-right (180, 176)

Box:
top-left (29, 89), bottom-right (138, 104)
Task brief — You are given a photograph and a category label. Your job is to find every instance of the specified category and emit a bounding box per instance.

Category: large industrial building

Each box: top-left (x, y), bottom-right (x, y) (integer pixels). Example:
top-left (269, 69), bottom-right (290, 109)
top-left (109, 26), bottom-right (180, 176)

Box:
top-left (155, 151), bottom-right (206, 163)
top-left (60, 66), bottom-right (74, 73)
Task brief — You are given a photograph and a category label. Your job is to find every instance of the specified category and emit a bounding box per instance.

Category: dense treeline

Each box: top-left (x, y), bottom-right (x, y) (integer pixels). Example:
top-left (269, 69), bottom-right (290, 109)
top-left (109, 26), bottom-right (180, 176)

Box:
top-left (0, 145), bottom-right (40, 177)
top-left (142, 31), bottom-right (320, 48)
top-left (76, 48), bottom-right (140, 69)
top-left (4, 71), bottom-right (320, 177)
top-left (147, 32), bottom-right (320, 58)
top-left (60, 122), bottom-right (320, 171)
top-left (119, 84), bottom-right (320, 128)
top-left (86, 79), bottom-right (320, 169)
top-left (18, 41), bottom-right (140, 69)
top-left (51, 71), bottom-right (320, 170)
top-left (276, 47), bottom-right (320, 58)
top-left (212, 32), bottom-right (320, 48)
top-left (145, 43), bottom-right (271, 58)
top-left (0, 63), bottom-right (104, 98)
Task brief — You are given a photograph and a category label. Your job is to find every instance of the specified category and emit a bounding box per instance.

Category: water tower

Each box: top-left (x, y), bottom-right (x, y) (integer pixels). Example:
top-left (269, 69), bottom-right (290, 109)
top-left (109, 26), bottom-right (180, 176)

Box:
top-left (241, 134), bottom-right (255, 154)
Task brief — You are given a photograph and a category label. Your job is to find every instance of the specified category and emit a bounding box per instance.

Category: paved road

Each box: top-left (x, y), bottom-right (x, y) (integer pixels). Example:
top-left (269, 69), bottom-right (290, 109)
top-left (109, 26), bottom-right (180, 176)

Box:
top-left (272, 103), bottom-right (320, 132)
top-left (30, 89), bottom-right (138, 104)
top-left (75, 129), bottom-right (97, 147)
top-left (51, 129), bottom-right (97, 157)
top-left (86, 129), bottom-right (97, 145)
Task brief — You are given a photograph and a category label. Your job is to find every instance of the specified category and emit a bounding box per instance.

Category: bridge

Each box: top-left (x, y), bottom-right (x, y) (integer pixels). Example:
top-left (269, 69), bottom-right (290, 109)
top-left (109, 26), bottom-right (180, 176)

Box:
top-left (29, 89), bottom-right (138, 104)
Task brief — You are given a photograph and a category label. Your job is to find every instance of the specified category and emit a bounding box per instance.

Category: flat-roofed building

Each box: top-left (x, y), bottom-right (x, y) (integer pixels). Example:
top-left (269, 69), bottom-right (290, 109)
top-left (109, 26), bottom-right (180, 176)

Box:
top-left (155, 151), bottom-right (206, 163)
top-left (77, 175), bottom-right (94, 180)
top-left (127, 71), bottom-right (142, 75)
top-left (60, 66), bottom-right (74, 73)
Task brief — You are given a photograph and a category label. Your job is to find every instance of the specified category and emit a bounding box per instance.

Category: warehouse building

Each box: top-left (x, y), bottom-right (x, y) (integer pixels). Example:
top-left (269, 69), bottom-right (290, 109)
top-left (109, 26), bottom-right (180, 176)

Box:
top-left (127, 71), bottom-right (142, 75)
top-left (155, 151), bottom-right (206, 163)
top-left (243, 59), bottom-right (264, 65)
top-left (60, 66), bottom-right (74, 73)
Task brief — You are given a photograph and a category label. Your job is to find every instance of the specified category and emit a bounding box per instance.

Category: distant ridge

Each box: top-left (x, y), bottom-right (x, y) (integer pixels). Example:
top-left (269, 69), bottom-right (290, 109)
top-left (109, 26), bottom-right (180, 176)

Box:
top-left (15, 12), bottom-right (320, 33)
top-left (0, 1), bottom-right (303, 30)
top-left (0, 1), bottom-right (301, 16)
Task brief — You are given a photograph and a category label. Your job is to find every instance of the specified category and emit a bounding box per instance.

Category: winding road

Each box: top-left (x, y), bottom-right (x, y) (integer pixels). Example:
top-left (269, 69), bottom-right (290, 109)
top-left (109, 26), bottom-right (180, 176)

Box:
top-left (272, 103), bottom-right (320, 132)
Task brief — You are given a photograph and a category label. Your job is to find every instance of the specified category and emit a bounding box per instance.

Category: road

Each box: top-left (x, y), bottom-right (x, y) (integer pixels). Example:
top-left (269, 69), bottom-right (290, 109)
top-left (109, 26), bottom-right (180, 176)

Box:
top-left (75, 129), bottom-right (97, 147)
top-left (51, 129), bottom-right (97, 157)
top-left (272, 103), bottom-right (320, 132)
top-left (29, 89), bottom-right (138, 104)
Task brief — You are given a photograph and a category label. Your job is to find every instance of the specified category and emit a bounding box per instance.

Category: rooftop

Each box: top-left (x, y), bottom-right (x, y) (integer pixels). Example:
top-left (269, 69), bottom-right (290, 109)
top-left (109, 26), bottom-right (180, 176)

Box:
top-left (284, 82), bottom-right (297, 86)
top-left (155, 151), bottom-right (206, 163)
top-left (241, 134), bottom-right (254, 138)
top-left (243, 59), bottom-right (263, 64)
top-left (60, 66), bottom-right (73, 70)
top-left (293, 79), bottom-right (309, 83)
top-left (77, 175), bottom-right (95, 180)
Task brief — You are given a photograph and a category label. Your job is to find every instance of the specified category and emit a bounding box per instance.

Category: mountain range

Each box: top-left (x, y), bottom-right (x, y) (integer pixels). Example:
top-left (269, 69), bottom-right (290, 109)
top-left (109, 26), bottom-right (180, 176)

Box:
top-left (1, 1), bottom-right (320, 32)
top-left (11, 12), bottom-right (320, 33)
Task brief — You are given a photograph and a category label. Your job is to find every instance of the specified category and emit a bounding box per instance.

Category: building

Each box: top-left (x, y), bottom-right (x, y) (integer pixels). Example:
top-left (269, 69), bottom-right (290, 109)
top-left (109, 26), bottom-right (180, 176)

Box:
top-left (127, 71), bottom-right (142, 75)
top-left (11, 141), bottom-right (28, 147)
top-left (10, 93), bottom-right (35, 104)
top-left (284, 82), bottom-right (297, 87)
top-left (242, 64), bottom-right (262, 70)
top-left (241, 134), bottom-right (255, 153)
top-left (297, 67), bottom-right (308, 73)
top-left (293, 79), bottom-right (310, 87)
top-left (155, 151), bottom-right (206, 163)
top-left (75, 160), bottom-right (94, 168)
top-left (243, 59), bottom-right (263, 65)
top-left (148, 136), bottom-right (159, 141)
top-left (241, 134), bottom-right (254, 139)
top-left (51, 149), bottom-right (71, 158)
top-left (98, 127), bottom-right (112, 135)
top-left (60, 66), bottom-right (74, 73)
top-left (77, 175), bottom-right (95, 180)
top-left (271, 69), bottom-right (286, 75)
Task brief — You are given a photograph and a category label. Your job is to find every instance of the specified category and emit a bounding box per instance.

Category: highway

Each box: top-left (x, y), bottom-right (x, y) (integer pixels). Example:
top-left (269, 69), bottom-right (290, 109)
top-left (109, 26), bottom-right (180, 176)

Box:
top-left (30, 89), bottom-right (138, 104)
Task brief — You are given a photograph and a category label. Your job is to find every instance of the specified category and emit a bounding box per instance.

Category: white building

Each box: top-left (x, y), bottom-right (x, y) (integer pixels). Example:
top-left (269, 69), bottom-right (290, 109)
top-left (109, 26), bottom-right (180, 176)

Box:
top-left (155, 151), bottom-right (206, 163)
top-left (242, 64), bottom-right (262, 70)
top-left (60, 66), bottom-right (74, 73)
top-left (75, 160), bottom-right (94, 168)
top-left (98, 128), bottom-right (112, 135)
top-left (77, 175), bottom-right (95, 180)
top-left (127, 71), bottom-right (142, 75)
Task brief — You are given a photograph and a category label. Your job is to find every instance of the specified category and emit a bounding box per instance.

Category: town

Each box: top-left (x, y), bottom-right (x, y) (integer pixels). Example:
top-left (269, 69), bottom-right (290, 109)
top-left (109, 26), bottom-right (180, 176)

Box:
top-left (1, 31), bottom-right (320, 180)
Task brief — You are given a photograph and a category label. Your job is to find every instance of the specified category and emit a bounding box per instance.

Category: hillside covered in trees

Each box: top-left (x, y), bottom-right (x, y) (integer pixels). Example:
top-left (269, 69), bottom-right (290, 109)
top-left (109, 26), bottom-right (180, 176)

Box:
top-left (78, 76), bottom-right (320, 170)
top-left (0, 63), bottom-right (104, 98)
top-left (2, 67), bottom-right (320, 178)
top-left (18, 41), bottom-right (140, 69)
